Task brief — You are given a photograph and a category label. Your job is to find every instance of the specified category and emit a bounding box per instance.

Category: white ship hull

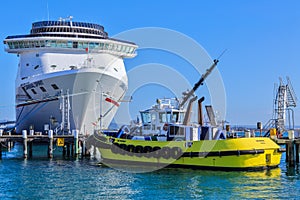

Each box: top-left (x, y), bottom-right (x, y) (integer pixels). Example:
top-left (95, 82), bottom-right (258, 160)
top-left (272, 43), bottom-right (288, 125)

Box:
top-left (16, 67), bottom-right (127, 134)
top-left (4, 19), bottom-right (137, 135)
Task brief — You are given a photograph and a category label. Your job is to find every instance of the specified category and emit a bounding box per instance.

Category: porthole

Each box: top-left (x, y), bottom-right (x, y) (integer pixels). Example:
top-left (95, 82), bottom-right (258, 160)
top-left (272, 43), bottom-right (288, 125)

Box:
top-left (40, 87), bottom-right (47, 92)
top-left (51, 84), bottom-right (59, 90)
top-left (31, 89), bottom-right (37, 94)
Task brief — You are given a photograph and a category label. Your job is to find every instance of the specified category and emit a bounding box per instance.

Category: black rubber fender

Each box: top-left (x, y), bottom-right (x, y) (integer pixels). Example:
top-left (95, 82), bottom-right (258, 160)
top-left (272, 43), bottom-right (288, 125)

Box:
top-left (170, 147), bottom-right (182, 159)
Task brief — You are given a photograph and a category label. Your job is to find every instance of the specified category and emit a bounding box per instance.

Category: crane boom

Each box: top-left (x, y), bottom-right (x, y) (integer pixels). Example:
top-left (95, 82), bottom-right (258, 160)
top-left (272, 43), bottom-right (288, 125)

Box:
top-left (179, 59), bottom-right (219, 108)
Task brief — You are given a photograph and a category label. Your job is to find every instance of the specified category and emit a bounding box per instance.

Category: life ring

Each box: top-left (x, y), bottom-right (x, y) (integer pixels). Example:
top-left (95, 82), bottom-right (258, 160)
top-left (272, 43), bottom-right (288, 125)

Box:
top-left (170, 147), bottom-right (182, 159)
top-left (134, 145), bottom-right (144, 157)
top-left (152, 146), bottom-right (161, 158)
top-left (163, 123), bottom-right (169, 131)
top-left (161, 147), bottom-right (171, 159)
top-left (143, 146), bottom-right (153, 158)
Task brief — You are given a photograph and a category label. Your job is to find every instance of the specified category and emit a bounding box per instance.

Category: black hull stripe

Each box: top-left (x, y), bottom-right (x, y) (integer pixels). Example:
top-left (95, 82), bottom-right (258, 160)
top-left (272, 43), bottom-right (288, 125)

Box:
top-left (16, 97), bottom-right (59, 108)
top-left (95, 141), bottom-right (266, 158)
top-left (181, 149), bottom-right (265, 157)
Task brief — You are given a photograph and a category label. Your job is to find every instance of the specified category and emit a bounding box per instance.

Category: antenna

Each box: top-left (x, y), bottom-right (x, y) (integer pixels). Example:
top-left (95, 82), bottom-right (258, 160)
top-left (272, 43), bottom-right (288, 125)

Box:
top-left (217, 49), bottom-right (228, 60)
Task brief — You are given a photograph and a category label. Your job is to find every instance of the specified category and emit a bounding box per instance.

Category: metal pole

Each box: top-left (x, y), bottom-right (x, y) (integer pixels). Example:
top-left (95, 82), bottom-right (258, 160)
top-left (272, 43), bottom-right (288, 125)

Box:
top-left (48, 130), bottom-right (53, 158)
top-left (82, 140), bottom-right (86, 156)
top-left (22, 130), bottom-right (28, 159)
top-left (73, 129), bottom-right (79, 156)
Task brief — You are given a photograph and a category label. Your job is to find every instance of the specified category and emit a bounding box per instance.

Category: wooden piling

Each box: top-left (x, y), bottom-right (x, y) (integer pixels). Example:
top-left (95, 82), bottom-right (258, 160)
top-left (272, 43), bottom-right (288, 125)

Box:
top-left (285, 143), bottom-right (289, 163)
top-left (0, 142), bottom-right (2, 159)
top-left (67, 143), bottom-right (70, 157)
top-left (296, 143), bottom-right (300, 163)
top-left (63, 145), bottom-right (66, 157)
top-left (82, 140), bottom-right (86, 156)
top-left (287, 142), bottom-right (295, 166)
top-left (29, 141), bottom-right (33, 158)
top-left (71, 143), bottom-right (74, 157)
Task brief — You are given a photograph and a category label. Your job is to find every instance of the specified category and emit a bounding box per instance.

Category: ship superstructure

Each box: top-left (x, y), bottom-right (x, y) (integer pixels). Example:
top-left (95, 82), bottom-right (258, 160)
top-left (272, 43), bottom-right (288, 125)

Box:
top-left (4, 17), bottom-right (137, 134)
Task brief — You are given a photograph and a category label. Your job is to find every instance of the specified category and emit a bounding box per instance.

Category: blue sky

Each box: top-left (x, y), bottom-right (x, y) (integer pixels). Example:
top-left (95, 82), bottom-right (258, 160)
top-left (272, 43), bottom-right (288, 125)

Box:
top-left (0, 0), bottom-right (300, 126)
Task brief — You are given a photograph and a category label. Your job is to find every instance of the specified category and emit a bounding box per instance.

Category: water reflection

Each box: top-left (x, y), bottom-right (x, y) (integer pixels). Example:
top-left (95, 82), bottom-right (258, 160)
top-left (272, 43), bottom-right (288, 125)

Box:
top-left (1, 144), bottom-right (300, 199)
top-left (285, 164), bottom-right (300, 177)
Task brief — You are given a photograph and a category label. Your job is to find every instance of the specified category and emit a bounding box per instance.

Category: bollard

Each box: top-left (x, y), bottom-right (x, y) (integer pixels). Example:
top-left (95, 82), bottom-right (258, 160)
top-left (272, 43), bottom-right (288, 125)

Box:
top-left (48, 130), bottom-right (53, 158)
top-left (22, 130), bottom-right (28, 158)
top-left (0, 129), bottom-right (3, 136)
top-left (288, 130), bottom-right (295, 140)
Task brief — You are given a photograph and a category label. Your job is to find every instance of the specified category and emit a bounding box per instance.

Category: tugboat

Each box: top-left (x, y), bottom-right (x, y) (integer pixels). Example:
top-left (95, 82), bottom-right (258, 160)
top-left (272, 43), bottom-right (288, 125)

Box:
top-left (90, 59), bottom-right (283, 171)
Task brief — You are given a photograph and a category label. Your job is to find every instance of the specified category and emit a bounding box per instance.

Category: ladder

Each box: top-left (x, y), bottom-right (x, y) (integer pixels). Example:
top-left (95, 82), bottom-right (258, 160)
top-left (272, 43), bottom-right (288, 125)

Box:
top-left (60, 90), bottom-right (71, 135)
top-left (266, 77), bottom-right (297, 134)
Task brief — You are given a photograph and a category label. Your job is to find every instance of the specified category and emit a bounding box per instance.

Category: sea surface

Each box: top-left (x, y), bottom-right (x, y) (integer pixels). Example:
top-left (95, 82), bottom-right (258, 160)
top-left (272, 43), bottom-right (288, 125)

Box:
top-left (0, 143), bottom-right (299, 200)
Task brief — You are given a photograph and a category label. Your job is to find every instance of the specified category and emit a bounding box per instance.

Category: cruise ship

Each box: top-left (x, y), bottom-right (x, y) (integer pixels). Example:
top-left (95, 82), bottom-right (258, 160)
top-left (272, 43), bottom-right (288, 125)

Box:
top-left (3, 17), bottom-right (137, 135)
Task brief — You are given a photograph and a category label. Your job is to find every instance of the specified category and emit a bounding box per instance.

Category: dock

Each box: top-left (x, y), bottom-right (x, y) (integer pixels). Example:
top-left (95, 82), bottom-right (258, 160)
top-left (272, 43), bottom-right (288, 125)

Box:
top-left (0, 129), bottom-right (89, 159)
top-left (273, 137), bottom-right (300, 166)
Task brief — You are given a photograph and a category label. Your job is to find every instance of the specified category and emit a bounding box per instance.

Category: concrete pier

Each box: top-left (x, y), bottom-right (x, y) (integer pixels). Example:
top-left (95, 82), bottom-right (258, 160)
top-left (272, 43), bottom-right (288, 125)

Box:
top-left (275, 137), bottom-right (300, 167)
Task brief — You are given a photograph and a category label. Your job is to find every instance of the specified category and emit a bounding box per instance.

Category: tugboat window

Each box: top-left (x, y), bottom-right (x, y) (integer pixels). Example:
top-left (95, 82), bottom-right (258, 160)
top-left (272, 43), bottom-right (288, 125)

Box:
top-left (141, 112), bottom-right (151, 124)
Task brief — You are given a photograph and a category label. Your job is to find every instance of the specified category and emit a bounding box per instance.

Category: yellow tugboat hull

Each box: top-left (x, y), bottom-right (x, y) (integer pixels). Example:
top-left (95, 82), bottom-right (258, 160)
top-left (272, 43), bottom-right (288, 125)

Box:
top-left (94, 136), bottom-right (282, 171)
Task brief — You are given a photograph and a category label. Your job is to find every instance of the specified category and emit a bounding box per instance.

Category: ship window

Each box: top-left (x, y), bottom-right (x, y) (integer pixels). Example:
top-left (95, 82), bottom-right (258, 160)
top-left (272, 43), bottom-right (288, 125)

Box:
top-left (99, 43), bottom-right (104, 49)
top-left (31, 89), bottom-right (37, 94)
top-left (73, 42), bottom-right (78, 48)
top-left (67, 41), bottom-right (73, 48)
top-left (29, 41), bottom-right (34, 48)
top-left (40, 40), bottom-right (45, 47)
top-left (51, 84), bottom-right (59, 90)
top-left (34, 65), bottom-right (39, 69)
top-left (82, 42), bottom-right (88, 49)
top-left (45, 40), bottom-right (51, 47)
top-left (26, 63), bottom-right (29, 67)
top-left (51, 41), bottom-right (56, 47)
top-left (40, 87), bottom-right (47, 92)
top-left (34, 41), bottom-right (39, 48)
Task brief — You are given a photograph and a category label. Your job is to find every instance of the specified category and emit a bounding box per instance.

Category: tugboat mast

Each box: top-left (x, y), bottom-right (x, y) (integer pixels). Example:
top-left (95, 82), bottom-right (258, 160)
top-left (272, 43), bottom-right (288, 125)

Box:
top-left (179, 59), bottom-right (219, 108)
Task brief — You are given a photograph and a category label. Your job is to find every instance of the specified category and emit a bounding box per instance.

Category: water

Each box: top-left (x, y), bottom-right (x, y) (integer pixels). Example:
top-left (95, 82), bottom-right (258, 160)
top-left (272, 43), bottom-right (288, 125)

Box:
top-left (0, 144), bottom-right (299, 199)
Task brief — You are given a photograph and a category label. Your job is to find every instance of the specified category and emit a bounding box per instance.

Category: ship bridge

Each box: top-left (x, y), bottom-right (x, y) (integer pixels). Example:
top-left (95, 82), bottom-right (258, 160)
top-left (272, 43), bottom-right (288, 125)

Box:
top-left (3, 17), bottom-right (137, 58)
